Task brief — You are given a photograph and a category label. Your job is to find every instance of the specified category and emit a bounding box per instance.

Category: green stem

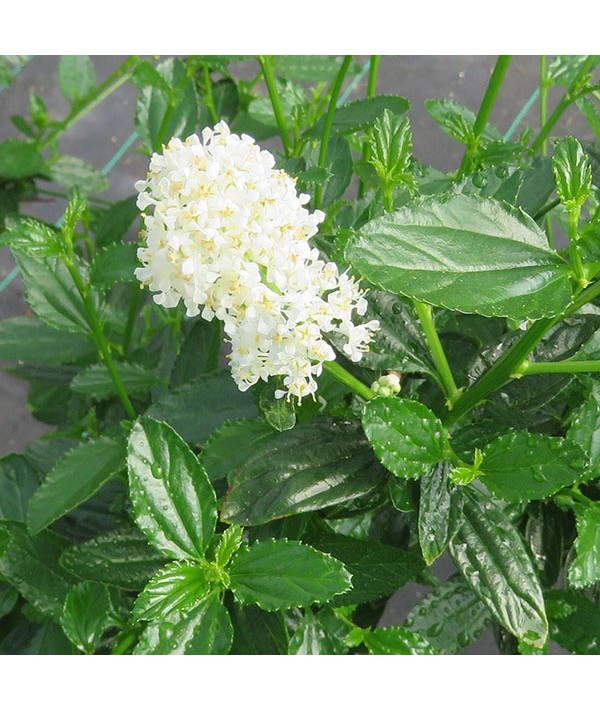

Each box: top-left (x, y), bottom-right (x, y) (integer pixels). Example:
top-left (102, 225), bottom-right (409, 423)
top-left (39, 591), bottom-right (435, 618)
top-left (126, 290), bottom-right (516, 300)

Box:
top-left (413, 301), bottom-right (460, 405)
top-left (40, 57), bottom-right (139, 149)
top-left (358, 55), bottom-right (381, 199)
top-left (457, 55), bottom-right (512, 177)
top-left (65, 259), bottom-right (136, 420)
top-left (533, 197), bottom-right (560, 222)
top-left (519, 359), bottom-right (600, 375)
top-left (112, 630), bottom-right (138, 655)
top-left (314, 55), bottom-right (354, 209)
top-left (569, 207), bottom-right (588, 288)
top-left (203, 65), bottom-right (219, 124)
top-left (123, 283), bottom-right (144, 357)
top-left (539, 56), bottom-right (549, 157)
top-left (257, 55), bottom-right (292, 156)
top-left (323, 360), bottom-right (375, 401)
top-left (155, 65), bottom-right (192, 151)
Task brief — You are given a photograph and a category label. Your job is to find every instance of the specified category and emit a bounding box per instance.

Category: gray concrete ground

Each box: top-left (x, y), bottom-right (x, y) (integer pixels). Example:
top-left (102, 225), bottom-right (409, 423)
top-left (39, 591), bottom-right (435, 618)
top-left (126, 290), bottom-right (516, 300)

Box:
top-left (1, 55), bottom-right (591, 653)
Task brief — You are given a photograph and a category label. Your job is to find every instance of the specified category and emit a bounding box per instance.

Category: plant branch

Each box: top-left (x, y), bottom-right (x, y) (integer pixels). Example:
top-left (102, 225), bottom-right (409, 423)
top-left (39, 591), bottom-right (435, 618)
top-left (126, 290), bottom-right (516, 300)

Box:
top-left (323, 360), bottom-right (375, 401)
top-left (257, 55), bottom-right (293, 157)
top-left (519, 359), bottom-right (600, 375)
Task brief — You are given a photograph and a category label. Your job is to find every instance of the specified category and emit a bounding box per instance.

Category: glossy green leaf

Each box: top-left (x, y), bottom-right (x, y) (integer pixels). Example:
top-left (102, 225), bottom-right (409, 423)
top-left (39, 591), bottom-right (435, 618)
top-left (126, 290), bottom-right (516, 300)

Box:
top-left (0, 522), bottom-right (74, 621)
top-left (228, 602), bottom-right (289, 655)
top-left (304, 529), bottom-right (423, 605)
top-left (0, 138), bottom-right (46, 179)
top-left (70, 362), bottom-right (158, 399)
top-left (49, 155), bottom-right (109, 194)
top-left (221, 419), bottom-right (385, 526)
top-left (258, 379), bottom-right (296, 432)
top-left (368, 109), bottom-right (415, 190)
top-left (146, 371), bottom-right (259, 446)
top-left (361, 397), bottom-right (445, 480)
top-left (546, 588), bottom-right (600, 654)
top-left (0, 454), bottom-right (40, 522)
top-left (133, 561), bottom-right (211, 620)
top-left (479, 432), bottom-right (588, 503)
top-left (449, 487), bottom-right (548, 647)
top-left (347, 193), bottom-right (573, 320)
top-left (524, 502), bottom-right (572, 588)
top-left (127, 417), bottom-right (217, 560)
top-left (90, 243), bottom-right (139, 289)
top-left (57, 56), bottom-right (96, 106)
top-left (306, 95), bottom-right (410, 137)
top-left (60, 526), bottom-right (168, 591)
top-left (61, 581), bottom-right (111, 654)
top-left (418, 461), bottom-right (464, 565)
top-left (170, 319), bottom-right (222, 387)
top-left (0, 583), bottom-right (18, 620)
top-left (568, 387), bottom-right (600, 473)
top-left (27, 436), bottom-right (126, 535)
top-left (404, 577), bottom-right (490, 654)
top-left (135, 591), bottom-right (232, 655)
top-left (569, 505), bottom-right (600, 588)
top-left (364, 626), bottom-right (438, 655)
top-left (12, 252), bottom-right (91, 333)
top-left (0, 216), bottom-right (61, 256)
top-left (229, 539), bottom-right (351, 611)
top-left (91, 195), bottom-right (139, 248)
top-left (0, 315), bottom-right (94, 364)
top-left (552, 136), bottom-right (592, 209)
top-left (288, 608), bottom-right (348, 655)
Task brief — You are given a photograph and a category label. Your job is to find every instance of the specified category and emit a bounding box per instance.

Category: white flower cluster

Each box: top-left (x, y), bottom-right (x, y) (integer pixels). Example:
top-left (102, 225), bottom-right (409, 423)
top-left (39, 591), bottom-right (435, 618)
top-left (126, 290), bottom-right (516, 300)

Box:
top-left (135, 121), bottom-right (379, 400)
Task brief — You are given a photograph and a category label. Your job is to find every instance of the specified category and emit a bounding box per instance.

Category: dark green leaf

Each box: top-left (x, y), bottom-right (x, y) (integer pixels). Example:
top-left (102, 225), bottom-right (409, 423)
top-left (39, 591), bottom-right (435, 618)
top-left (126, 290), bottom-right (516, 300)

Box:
top-left (364, 626), bottom-right (438, 655)
top-left (449, 487), bottom-right (548, 647)
top-left (0, 315), bottom-right (94, 364)
top-left (418, 461), bottom-right (464, 565)
top-left (306, 95), bottom-right (410, 137)
top-left (211, 79), bottom-right (239, 122)
top-left (361, 397), bottom-right (445, 480)
top-left (552, 136), bottom-right (592, 209)
top-left (57, 56), bottom-right (96, 106)
top-left (60, 526), bottom-right (168, 591)
top-left (49, 155), bottom-right (109, 194)
top-left (546, 588), bottom-right (600, 654)
top-left (0, 522), bottom-right (74, 621)
top-left (0, 138), bottom-right (46, 179)
top-left (525, 501), bottom-right (573, 588)
top-left (170, 319), bottom-right (222, 387)
top-left (568, 386), bottom-right (600, 473)
top-left (221, 418), bottom-right (385, 526)
top-left (288, 608), bottom-right (348, 655)
top-left (404, 577), bottom-right (490, 654)
top-left (92, 195), bottom-right (139, 248)
top-left (0, 454), bottom-right (40, 522)
top-left (24, 436), bottom-right (79, 475)
top-left (479, 432), bottom-right (588, 503)
top-left (347, 193), bottom-right (572, 320)
top-left (70, 362), bottom-right (158, 399)
top-left (228, 602), bottom-right (288, 655)
top-left (146, 371), bottom-right (259, 446)
top-left (90, 243), bottom-right (139, 289)
top-left (569, 504), bottom-right (600, 588)
top-left (0, 583), bottom-right (18, 620)
top-left (0, 620), bottom-right (77, 654)
top-left (127, 417), bottom-right (217, 560)
top-left (27, 436), bottom-right (126, 535)
top-left (229, 538), bottom-right (351, 611)
top-left (61, 581), bottom-right (111, 654)
top-left (133, 561), bottom-right (211, 620)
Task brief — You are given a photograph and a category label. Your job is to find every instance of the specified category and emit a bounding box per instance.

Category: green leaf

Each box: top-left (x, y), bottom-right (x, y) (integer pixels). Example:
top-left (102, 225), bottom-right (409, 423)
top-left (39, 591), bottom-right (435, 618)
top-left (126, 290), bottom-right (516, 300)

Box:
top-left (258, 378), bottom-right (296, 432)
top-left (27, 436), bottom-right (126, 535)
top-left (127, 417), bottom-right (217, 560)
top-left (170, 319), bottom-right (222, 387)
top-left (70, 362), bottom-right (158, 399)
top-left (368, 109), bottom-right (415, 190)
top-left (57, 56), bottom-right (96, 106)
top-left (12, 252), bottom-right (91, 333)
top-left (214, 525), bottom-right (244, 569)
top-left (60, 526), bottom-right (168, 591)
top-left (418, 461), bottom-right (464, 565)
top-left (0, 138), bottom-right (46, 179)
top-left (364, 626), bottom-right (438, 655)
top-left (288, 608), bottom-right (348, 655)
top-left (274, 55), bottom-right (360, 83)
top-left (0, 522), bottom-right (74, 621)
top-left (229, 539), bottom-right (351, 611)
top-left (90, 243), bottom-right (139, 289)
top-left (0, 216), bottom-right (61, 257)
top-left (0, 454), bottom-right (40, 522)
top-left (361, 397), bottom-right (445, 480)
top-left (306, 95), bottom-right (410, 137)
top-left (404, 577), bottom-right (490, 654)
top-left (134, 591), bottom-right (232, 655)
top-left (61, 581), bottom-right (111, 654)
top-left (568, 386), bottom-right (600, 473)
top-left (132, 60), bottom-right (172, 94)
top-left (552, 136), bottom-right (592, 210)
top-left (569, 505), bottom-right (600, 588)
top-left (546, 588), bottom-right (600, 654)
top-left (548, 55), bottom-right (599, 86)
top-left (91, 195), bottom-right (139, 248)
top-left (228, 602), bottom-right (288, 655)
top-left (0, 316), bottom-right (94, 364)
top-left (479, 432), bottom-right (588, 503)
top-left (221, 418), bottom-right (385, 526)
top-left (425, 98), bottom-right (501, 145)
top-left (304, 529), bottom-right (423, 605)
top-left (449, 487), bottom-right (548, 647)
top-left (347, 193), bottom-right (573, 320)
top-left (0, 583), bottom-right (18, 620)
top-left (525, 502), bottom-right (572, 588)
top-left (577, 97), bottom-right (600, 143)
top-left (0, 621), bottom-right (77, 655)
top-left (146, 371), bottom-right (259, 446)
top-left (133, 561), bottom-right (211, 620)
top-left (49, 155), bottom-right (109, 194)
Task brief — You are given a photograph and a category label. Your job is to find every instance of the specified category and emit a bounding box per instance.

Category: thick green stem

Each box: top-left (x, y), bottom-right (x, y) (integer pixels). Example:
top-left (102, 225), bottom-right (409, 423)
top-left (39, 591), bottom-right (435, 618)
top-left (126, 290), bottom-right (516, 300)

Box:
top-left (66, 260), bottom-right (136, 420)
top-left (413, 301), bottom-right (460, 406)
top-left (457, 55), bottom-right (512, 177)
top-left (203, 66), bottom-right (219, 124)
top-left (539, 56), bottom-right (549, 157)
top-left (533, 197), bottom-right (560, 222)
top-left (258, 55), bottom-right (293, 156)
top-left (314, 56), bottom-right (354, 209)
top-left (568, 207), bottom-right (588, 288)
top-left (323, 360), bottom-right (375, 401)
top-left (519, 359), bottom-right (600, 376)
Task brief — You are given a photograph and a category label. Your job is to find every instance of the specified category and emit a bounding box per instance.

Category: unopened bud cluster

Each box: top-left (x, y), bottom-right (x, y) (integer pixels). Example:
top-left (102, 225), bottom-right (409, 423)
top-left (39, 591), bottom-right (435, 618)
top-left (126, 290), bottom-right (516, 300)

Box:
top-left (135, 121), bottom-right (379, 400)
top-left (370, 372), bottom-right (402, 397)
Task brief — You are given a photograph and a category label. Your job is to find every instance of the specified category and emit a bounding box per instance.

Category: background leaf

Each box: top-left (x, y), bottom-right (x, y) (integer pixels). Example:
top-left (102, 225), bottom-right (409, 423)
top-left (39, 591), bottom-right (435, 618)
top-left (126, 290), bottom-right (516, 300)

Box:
top-left (0, 454), bottom-right (40, 522)
top-left (61, 581), bottom-right (111, 654)
top-left (57, 56), bottom-right (97, 107)
top-left (364, 626), bottom-right (438, 655)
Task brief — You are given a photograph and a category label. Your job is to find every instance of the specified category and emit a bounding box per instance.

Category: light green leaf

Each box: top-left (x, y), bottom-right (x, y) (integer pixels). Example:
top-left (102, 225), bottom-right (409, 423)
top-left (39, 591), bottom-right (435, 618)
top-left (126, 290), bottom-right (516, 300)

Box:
top-left (364, 626), bottom-right (438, 655)
top-left (133, 561), bottom-right (211, 620)
top-left (577, 97), bottom-right (600, 143)
top-left (347, 193), bottom-right (573, 320)
top-left (61, 581), bottom-right (111, 654)
top-left (274, 55), bottom-right (361, 83)
top-left (70, 362), bottom-right (158, 399)
top-left (0, 138), bottom-right (47, 179)
top-left (258, 378), bottom-right (296, 432)
top-left (569, 505), bottom-right (600, 588)
top-left (49, 155), bottom-right (109, 194)
top-left (425, 98), bottom-right (499, 145)
top-left (57, 56), bottom-right (97, 106)
top-left (0, 216), bottom-right (61, 256)
top-left (368, 109), bottom-right (415, 190)
top-left (552, 136), bottom-right (592, 210)
top-left (127, 417), bottom-right (217, 560)
top-left (229, 539), bottom-right (351, 611)
top-left (361, 397), bottom-right (445, 480)
top-left (27, 436), bottom-right (126, 535)
top-left (0, 454), bottom-right (40, 522)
